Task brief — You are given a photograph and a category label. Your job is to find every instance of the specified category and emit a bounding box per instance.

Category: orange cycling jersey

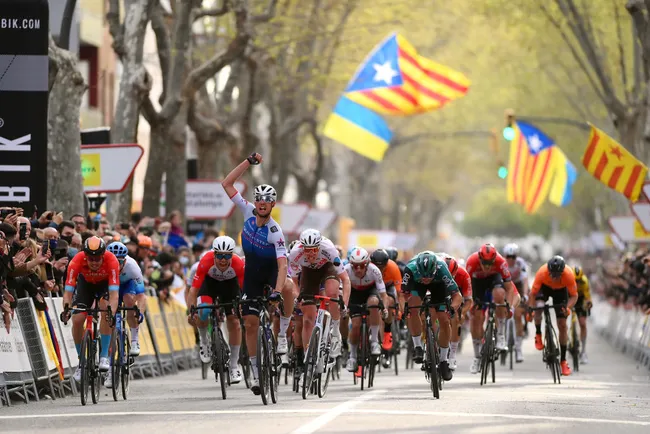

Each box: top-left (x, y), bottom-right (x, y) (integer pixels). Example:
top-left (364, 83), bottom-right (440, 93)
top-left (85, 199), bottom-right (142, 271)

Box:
top-left (382, 259), bottom-right (402, 293)
top-left (531, 264), bottom-right (577, 297)
top-left (64, 251), bottom-right (120, 292)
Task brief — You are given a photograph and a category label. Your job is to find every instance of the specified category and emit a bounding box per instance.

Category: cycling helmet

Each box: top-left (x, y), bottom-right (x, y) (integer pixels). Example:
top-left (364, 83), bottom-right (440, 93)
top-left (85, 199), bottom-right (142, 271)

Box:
top-left (573, 265), bottom-right (584, 280)
top-left (212, 236), bottom-right (236, 253)
top-left (347, 246), bottom-right (359, 259)
top-left (416, 251), bottom-right (438, 278)
top-left (444, 256), bottom-right (459, 277)
top-left (300, 228), bottom-right (322, 248)
top-left (370, 248), bottom-right (390, 267)
top-left (137, 234), bottom-right (153, 249)
top-left (84, 236), bottom-right (106, 257)
top-left (288, 240), bottom-right (299, 253)
top-left (548, 255), bottom-right (566, 276)
top-left (348, 247), bottom-right (370, 264)
top-left (478, 243), bottom-right (497, 264)
top-left (254, 184), bottom-right (277, 201)
top-left (503, 243), bottom-right (519, 257)
top-left (385, 247), bottom-right (398, 262)
top-left (107, 241), bottom-right (128, 258)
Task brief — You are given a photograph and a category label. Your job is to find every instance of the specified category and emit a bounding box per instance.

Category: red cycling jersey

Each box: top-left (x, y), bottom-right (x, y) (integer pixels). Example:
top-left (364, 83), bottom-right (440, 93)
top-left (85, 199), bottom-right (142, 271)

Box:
top-left (454, 265), bottom-right (472, 299)
top-left (65, 251), bottom-right (120, 290)
top-left (192, 251), bottom-right (245, 290)
top-left (465, 252), bottom-right (511, 281)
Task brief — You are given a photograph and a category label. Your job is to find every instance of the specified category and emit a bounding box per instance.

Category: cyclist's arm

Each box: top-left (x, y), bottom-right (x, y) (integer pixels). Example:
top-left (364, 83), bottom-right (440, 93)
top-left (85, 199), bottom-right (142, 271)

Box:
top-left (270, 228), bottom-right (288, 293)
top-left (107, 254), bottom-right (121, 316)
top-left (63, 253), bottom-right (83, 308)
top-left (222, 158), bottom-right (253, 198)
top-left (338, 269), bottom-right (351, 306)
top-left (583, 277), bottom-right (592, 301)
top-left (528, 267), bottom-right (545, 308)
top-left (189, 255), bottom-right (210, 308)
top-left (438, 263), bottom-right (461, 311)
top-left (564, 269), bottom-right (579, 309)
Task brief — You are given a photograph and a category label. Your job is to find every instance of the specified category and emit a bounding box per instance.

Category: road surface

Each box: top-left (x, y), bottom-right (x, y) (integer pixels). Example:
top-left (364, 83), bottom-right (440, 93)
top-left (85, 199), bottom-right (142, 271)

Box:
top-left (1, 326), bottom-right (649, 433)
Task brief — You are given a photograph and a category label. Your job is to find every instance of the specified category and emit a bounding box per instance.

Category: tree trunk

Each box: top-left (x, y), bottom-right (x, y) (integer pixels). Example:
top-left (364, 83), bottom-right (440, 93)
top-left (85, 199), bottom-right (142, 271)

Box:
top-left (106, 0), bottom-right (154, 223)
top-left (165, 106), bottom-right (189, 217)
top-left (141, 123), bottom-right (166, 216)
top-left (47, 37), bottom-right (86, 215)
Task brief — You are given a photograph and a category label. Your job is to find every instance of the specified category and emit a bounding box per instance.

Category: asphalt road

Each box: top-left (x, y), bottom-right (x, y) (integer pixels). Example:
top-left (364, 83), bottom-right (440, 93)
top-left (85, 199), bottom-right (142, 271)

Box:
top-left (2, 325), bottom-right (650, 434)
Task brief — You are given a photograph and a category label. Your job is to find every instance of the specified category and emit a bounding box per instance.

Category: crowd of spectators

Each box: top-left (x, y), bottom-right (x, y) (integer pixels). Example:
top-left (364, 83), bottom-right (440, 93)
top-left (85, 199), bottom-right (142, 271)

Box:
top-left (0, 206), bottom-right (222, 333)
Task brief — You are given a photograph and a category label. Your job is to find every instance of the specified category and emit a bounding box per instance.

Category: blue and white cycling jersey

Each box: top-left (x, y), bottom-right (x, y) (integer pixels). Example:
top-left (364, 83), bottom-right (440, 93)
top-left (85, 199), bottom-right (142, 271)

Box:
top-left (230, 191), bottom-right (287, 297)
top-left (119, 256), bottom-right (145, 297)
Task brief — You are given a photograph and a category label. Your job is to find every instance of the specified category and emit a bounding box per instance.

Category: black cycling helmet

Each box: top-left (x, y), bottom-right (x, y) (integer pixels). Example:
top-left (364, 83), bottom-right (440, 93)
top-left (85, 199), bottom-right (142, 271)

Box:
top-left (385, 247), bottom-right (398, 262)
top-left (547, 255), bottom-right (566, 276)
top-left (84, 236), bottom-right (106, 257)
top-left (370, 248), bottom-right (390, 268)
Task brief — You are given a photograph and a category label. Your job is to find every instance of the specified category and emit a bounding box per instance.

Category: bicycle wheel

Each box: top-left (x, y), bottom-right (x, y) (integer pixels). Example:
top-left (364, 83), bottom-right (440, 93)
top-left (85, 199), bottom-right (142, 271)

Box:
top-left (213, 326), bottom-right (227, 400)
top-left (302, 326), bottom-right (320, 399)
top-left (79, 331), bottom-right (91, 406)
top-left (359, 322), bottom-right (367, 391)
top-left (268, 329), bottom-right (279, 404)
top-left (391, 320), bottom-right (400, 376)
top-left (570, 319), bottom-right (580, 373)
top-left (508, 320), bottom-right (515, 371)
top-left (90, 337), bottom-right (100, 404)
top-left (257, 326), bottom-right (270, 405)
top-left (426, 327), bottom-right (439, 399)
top-left (121, 337), bottom-right (131, 400)
top-left (406, 337), bottom-right (414, 370)
top-left (240, 337), bottom-right (252, 389)
top-left (368, 351), bottom-right (377, 388)
top-left (318, 360), bottom-right (331, 398)
top-left (545, 324), bottom-right (557, 383)
top-left (110, 329), bottom-right (120, 402)
top-left (480, 321), bottom-right (493, 386)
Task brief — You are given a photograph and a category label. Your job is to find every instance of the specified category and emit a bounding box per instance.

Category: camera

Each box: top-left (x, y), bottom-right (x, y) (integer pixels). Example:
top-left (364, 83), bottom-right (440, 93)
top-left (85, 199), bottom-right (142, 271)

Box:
top-left (19, 223), bottom-right (27, 241)
top-left (0, 208), bottom-right (15, 219)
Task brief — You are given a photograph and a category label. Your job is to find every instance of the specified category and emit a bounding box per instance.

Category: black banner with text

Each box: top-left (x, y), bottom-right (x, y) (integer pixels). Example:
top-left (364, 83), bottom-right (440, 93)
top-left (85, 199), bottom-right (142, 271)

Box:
top-left (0, 0), bottom-right (49, 211)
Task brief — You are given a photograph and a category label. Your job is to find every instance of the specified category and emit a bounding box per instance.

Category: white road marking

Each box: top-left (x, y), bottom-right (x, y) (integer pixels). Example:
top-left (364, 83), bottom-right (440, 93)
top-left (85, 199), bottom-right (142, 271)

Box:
top-left (291, 389), bottom-right (386, 434)
top-left (2, 405), bottom-right (649, 427)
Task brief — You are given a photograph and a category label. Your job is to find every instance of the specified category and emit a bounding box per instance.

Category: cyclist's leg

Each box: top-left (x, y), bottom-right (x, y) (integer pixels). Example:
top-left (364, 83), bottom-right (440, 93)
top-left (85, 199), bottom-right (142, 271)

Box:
top-left (577, 305), bottom-right (588, 358)
top-left (196, 278), bottom-right (219, 360)
top-left (367, 290), bottom-right (381, 354)
top-left (514, 281), bottom-right (525, 346)
top-left (298, 266), bottom-right (322, 353)
top-left (219, 278), bottom-right (242, 371)
top-left (382, 287), bottom-right (397, 350)
top-left (533, 285), bottom-right (552, 350)
top-left (277, 272), bottom-right (295, 343)
top-left (97, 282), bottom-right (113, 369)
top-left (429, 285), bottom-right (451, 358)
top-left (71, 275), bottom-right (93, 357)
top-left (470, 278), bottom-right (489, 359)
top-left (403, 285), bottom-right (424, 351)
top-left (552, 289), bottom-right (569, 363)
top-left (293, 304), bottom-right (304, 367)
top-left (322, 268), bottom-right (342, 355)
top-left (347, 291), bottom-right (365, 370)
top-left (241, 272), bottom-right (264, 388)
top-left (491, 275), bottom-right (507, 344)
top-left (121, 281), bottom-right (141, 350)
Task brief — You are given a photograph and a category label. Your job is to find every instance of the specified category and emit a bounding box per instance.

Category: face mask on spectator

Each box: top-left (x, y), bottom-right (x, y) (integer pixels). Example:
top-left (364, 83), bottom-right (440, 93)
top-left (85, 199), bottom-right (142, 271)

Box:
top-left (68, 247), bottom-right (78, 259)
top-left (179, 256), bottom-right (189, 266)
top-left (61, 235), bottom-right (73, 244)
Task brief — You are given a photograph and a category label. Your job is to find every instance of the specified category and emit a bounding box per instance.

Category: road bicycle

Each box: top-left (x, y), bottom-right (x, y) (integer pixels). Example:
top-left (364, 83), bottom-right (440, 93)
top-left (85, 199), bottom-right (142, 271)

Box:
top-left (349, 303), bottom-right (384, 391)
top-left (380, 305), bottom-right (401, 376)
top-left (302, 295), bottom-right (342, 399)
top-left (568, 309), bottom-right (580, 373)
top-left (109, 303), bottom-right (140, 401)
top-left (500, 317), bottom-right (516, 371)
top-left (474, 300), bottom-right (509, 386)
top-left (532, 303), bottom-right (565, 384)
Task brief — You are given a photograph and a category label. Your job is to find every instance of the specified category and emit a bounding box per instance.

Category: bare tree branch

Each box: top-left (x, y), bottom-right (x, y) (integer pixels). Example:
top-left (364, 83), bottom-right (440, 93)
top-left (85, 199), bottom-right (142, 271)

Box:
top-left (627, 0), bottom-right (650, 83)
top-left (141, 95), bottom-right (160, 125)
top-left (614, 0), bottom-right (632, 104)
top-left (151, 2), bottom-right (171, 104)
top-left (251, 0), bottom-right (278, 23)
top-left (193, 0), bottom-right (230, 21)
top-left (107, 0), bottom-right (125, 59)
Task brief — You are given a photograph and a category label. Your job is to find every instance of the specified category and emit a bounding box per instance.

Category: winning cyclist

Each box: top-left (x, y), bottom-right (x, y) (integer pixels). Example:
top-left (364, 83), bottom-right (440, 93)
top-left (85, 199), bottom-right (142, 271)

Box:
top-left (503, 243), bottom-right (529, 363)
top-left (61, 236), bottom-right (120, 382)
top-left (345, 248), bottom-right (389, 373)
top-left (222, 152), bottom-right (292, 395)
top-left (104, 242), bottom-right (147, 388)
top-left (573, 266), bottom-right (592, 364)
top-left (188, 236), bottom-right (245, 384)
top-left (369, 248), bottom-right (403, 358)
top-left (402, 251), bottom-right (462, 381)
top-left (438, 254), bottom-right (472, 371)
top-left (465, 243), bottom-right (520, 375)
top-left (288, 229), bottom-right (350, 360)
top-left (529, 256), bottom-right (578, 376)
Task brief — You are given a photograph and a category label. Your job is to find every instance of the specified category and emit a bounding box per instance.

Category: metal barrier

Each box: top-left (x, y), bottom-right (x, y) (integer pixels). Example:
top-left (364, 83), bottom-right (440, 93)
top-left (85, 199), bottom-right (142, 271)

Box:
top-left (591, 297), bottom-right (650, 370)
top-left (1, 290), bottom-right (200, 406)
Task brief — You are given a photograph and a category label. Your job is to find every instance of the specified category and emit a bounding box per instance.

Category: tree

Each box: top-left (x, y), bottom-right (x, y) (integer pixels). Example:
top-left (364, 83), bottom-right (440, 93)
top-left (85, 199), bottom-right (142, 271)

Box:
top-left (47, 0), bottom-right (86, 215)
top-left (140, 0), bottom-right (278, 217)
top-left (106, 0), bottom-right (155, 223)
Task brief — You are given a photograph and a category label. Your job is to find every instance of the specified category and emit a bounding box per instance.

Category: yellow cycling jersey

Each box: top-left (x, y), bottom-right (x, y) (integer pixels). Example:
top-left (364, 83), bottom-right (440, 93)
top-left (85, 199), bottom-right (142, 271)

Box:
top-left (575, 276), bottom-right (591, 300)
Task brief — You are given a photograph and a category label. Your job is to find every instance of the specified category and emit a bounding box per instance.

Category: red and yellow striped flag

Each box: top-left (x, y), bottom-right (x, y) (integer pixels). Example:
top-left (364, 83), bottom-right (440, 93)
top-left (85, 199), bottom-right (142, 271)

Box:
top-left (582, 125), bottom-right (648, 202)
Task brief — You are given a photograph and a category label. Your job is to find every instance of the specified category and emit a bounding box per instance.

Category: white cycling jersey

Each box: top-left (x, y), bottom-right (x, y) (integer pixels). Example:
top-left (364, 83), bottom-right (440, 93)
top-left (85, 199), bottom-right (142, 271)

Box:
top-left (288, 237), bottom-right (344, 276)
top-left (509, 257), bottom-right (529, 284)
top-left (344, 262), bottom-right (386, 293)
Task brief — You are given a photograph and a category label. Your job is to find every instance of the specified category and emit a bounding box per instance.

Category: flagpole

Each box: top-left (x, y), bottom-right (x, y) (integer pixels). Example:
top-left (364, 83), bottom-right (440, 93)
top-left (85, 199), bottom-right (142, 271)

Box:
top-left (515, 116), bottom-right (590, 131)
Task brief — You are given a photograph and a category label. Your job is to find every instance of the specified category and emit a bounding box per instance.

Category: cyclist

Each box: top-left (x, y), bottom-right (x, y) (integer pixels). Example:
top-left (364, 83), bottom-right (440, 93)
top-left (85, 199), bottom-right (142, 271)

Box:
top-left (438, 254), bottom-right (472, 371)
top-left (345, 247), bottom-right (389, 373)
top-left (370, 248), bottom-right (403, 358)
top-left (402, 251), bottom-right (461, 381)
top-left (529, 256), bottom-right (578, 376)
top-left (386, 246), bottom-right (406, 277)
top-left (573, 266), bottom-right (592, 364)
top-left (188, 236), bottom-right (245, 384)
top-left (61, 236), bottom-right (120, 382)
top-left (286, 239), bottom-right (305, 371)
top-left (222, 152), bottom-right (292, 395)
top-left (288, 229), bottom-right (350, 360)
top-left (465, 243), bottom-right (520, 375)
top-left (503, 243), bottom-right (529, 363)
top-left (103, 242), bottom-right (147, 388)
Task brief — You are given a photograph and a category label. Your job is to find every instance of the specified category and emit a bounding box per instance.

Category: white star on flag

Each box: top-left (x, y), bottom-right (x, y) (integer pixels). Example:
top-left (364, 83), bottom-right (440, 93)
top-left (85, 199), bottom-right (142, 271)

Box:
top-left (528, 134), bottom-right (544, 153)
top-left (373, 61), bottom-right (398, 85)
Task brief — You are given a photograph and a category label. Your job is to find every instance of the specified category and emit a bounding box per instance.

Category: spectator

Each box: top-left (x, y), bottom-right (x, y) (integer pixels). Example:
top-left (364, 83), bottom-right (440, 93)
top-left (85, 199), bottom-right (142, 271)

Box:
top-left (57, 220), bottom-right (76, 244)
top-left (70, 213), bottom-right (87, 233)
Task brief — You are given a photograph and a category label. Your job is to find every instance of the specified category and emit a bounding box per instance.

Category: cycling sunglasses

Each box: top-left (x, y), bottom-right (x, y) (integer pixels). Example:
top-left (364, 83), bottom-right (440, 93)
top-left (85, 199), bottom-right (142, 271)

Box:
top-left (505, 255), bottom-right (517, 260)
top-left (351, 263), bottom-right (367, 270)
top-left (86, 255), bottom-right (102, 262)
top-left (254, 195), bottom-right (275, 203)
top-left (215, 253), bottom-right (233, 260)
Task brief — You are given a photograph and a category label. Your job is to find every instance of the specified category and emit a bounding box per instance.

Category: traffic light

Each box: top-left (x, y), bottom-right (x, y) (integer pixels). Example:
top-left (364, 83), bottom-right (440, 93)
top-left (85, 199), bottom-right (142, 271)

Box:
top-left (498, 165), bottom-right (508, 179)
top-left (503, 108), bottom-right (515, 141)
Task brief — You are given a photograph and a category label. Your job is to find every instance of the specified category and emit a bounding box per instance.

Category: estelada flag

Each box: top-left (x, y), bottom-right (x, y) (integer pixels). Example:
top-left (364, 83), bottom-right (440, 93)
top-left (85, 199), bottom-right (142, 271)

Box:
top-left (582, 124), bottom-right (648, 202)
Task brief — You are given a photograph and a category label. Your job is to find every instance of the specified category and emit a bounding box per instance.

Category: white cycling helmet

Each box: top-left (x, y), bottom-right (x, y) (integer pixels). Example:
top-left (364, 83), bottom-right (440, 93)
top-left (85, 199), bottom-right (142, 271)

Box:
top-left (348, 247), bottom-right (370, 264)
top-left (212, 236), bottom-right (236, 253)
top-left (300, 228), bottom-right (322, 248)
top-left (254, 184), bottom-right (277, 201)
top-left (503, 243), bottom-right (519, 257)
top-left (288, 240), bottom-right (299, 253)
